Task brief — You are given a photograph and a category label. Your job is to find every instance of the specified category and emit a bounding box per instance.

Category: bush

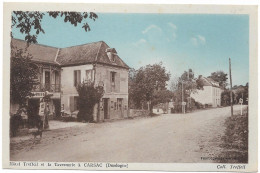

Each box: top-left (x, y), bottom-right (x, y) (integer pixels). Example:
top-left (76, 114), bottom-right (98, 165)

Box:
top-left (195, 101), bottom-right (203, 109)
top-left (218, 107), bottom-right (248, 163)
top-left (76, 82), bottom-right (104, 122)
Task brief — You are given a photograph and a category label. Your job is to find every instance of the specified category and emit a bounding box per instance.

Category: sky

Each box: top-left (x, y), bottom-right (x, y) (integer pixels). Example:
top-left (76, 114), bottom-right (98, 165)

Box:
top-left (12, 13), bottom-right (249, 86)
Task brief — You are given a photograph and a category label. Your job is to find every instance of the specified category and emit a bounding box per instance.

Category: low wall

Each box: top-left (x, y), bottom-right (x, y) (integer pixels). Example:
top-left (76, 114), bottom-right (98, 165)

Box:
top-left (129, 109), bottom-right (150, 118)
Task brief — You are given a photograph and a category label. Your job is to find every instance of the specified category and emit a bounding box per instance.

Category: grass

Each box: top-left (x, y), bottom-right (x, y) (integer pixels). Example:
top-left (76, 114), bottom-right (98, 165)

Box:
top-left (218, 106), bottom-right (248, 163)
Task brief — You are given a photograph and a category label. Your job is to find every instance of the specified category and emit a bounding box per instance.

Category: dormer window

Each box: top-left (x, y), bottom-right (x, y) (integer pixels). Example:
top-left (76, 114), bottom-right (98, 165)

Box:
top-left (106, 48), bottom-right (117, 62)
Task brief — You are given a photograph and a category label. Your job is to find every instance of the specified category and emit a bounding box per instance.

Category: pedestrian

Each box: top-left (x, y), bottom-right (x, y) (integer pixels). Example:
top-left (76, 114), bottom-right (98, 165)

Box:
top-left (43, 104), bottom-right (50, 129)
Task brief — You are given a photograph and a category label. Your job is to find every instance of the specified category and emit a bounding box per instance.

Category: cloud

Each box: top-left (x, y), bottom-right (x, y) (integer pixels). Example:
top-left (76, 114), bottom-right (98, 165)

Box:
top-left (190, 35), bottom-right (206, 46)
top-left (168, 22), bottom-right (177, 30)
top-left (142, 25), bottom-right (162, 34)
top-left (197, 35), bottom-right (206, 44)
top-left (168, 22), bottom-right (177, 39)
top-left (133, 38), bottom-right (147, 46)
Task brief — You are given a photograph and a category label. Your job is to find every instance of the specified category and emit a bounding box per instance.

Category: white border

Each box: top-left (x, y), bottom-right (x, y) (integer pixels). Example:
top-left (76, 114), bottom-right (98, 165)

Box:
top-left (2, 1), bottom-right (258, 172)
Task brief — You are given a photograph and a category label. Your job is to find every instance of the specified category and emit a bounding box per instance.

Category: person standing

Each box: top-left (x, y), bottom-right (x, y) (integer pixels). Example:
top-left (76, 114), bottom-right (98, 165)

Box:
top-left (43, 104), bottom-right (50, 129)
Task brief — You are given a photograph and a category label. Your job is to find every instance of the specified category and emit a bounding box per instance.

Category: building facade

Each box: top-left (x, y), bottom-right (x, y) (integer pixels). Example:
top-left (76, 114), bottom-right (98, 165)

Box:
top-left (11, 39), bottom-right (61, 119)
top-left (191, 76), bottom-right (222, 107)
top-left (11, 39), bottom-right (129, 121)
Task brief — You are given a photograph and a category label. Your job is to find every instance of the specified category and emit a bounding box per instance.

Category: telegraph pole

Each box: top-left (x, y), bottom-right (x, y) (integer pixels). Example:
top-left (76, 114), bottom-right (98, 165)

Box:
top-left (181, 80), bottom-right (185, 114)
top-left (229, 58), bottom-right (233, 116)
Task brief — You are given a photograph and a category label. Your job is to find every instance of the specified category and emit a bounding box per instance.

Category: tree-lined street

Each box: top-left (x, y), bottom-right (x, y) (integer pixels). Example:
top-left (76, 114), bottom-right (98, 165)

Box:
top-left (11, 105), bottom-right (245, 162)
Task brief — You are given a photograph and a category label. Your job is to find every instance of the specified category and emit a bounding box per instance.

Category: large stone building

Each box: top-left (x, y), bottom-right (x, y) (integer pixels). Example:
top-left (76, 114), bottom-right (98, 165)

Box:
top-left (11, 39), bottom-right (129, 121)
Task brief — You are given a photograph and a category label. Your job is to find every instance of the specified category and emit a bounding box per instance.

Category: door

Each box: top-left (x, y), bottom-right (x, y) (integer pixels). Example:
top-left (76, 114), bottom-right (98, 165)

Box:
top-left (45, 71), bottom-right (50, 91)
top-left (103, 98), bottom-right (109, 119)
top-left (53, 99), bottom-right (61, 117)
top-left (117, 98), bottom-right (123, 117)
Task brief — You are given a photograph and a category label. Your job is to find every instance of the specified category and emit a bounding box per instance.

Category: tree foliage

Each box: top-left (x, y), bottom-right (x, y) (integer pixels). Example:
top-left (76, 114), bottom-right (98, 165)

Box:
top-left (76, 82), bottom-right (104, 122)
top-left (129, 62), bottom-right (170, 111)
top-left (221, 90), bottom-right (235, 106)
top-left (233, 83), bottom-right (248, 104)
top-left (209, 71), bottom-right (228, 88)
top-left (10, 45), bottom-right (38, 107)
top-left (11, 11), bottom-right (98, 44)
top-left (171, 69), bottom-right (201, 102)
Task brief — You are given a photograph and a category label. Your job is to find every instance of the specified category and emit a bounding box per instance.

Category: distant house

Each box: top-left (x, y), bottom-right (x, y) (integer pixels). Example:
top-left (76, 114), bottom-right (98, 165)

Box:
top-left (191, 76), bottom-right (223, 107)
top-left (11, 39), bottom-right (129, 122)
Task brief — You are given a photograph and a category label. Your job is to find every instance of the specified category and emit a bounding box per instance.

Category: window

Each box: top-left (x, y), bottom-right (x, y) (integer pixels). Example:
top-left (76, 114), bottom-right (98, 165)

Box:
top-left (110, 72), bottom-right (116, 92)
top-left (85, 70), bottom-right (93, 82)
top-left (111, 54), bottom-right (115, 62)
top-left (74, 70), bottom-right (81, 86)
top-left (111, 72), bottom-right (116, 83)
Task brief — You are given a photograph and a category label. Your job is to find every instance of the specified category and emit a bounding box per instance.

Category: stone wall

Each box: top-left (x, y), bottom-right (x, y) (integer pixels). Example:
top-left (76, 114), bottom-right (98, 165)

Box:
top-left (129, 109), bottom-right (150, 118)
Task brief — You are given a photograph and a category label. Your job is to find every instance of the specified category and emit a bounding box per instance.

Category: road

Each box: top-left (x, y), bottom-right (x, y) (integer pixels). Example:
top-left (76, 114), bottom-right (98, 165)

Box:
top-left (11, 105), bottom-right (244, 163)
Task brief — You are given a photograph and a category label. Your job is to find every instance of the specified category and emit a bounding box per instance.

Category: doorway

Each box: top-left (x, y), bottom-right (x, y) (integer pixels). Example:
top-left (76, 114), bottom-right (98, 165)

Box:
top-left (103, 98), bottom-right (109, 119)
top-left (117, 98), bottom-right (123, 117)
top-left (27, 99), bottom-right (40, 127)
top-left (53, 99), bottom-right (61, 117)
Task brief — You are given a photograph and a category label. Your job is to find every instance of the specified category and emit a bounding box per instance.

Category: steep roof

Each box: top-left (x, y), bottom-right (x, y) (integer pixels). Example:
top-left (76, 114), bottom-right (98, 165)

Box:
top-left (11, 38), bottom-right (59, 65)
top-left (11, 38), bottom-right (129, 69)
top-left (198, 76), bottom-right (220, 88)
top-left (57, 41), bottom-right (129, 69)
top-left (56, 41), bottom-right (101, 66)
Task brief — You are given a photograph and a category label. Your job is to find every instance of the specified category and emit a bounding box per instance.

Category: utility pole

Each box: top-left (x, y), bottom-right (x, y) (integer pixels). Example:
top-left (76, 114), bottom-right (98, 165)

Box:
top-left (181, 80), bottom-right (185, 114)
top-left (229, 58), bottom-right (233, 116)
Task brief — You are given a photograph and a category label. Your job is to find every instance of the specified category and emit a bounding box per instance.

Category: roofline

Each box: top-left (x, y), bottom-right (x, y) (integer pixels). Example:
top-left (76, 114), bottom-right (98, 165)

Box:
top-left (60, 62), bottom-right (130, 69)
top-left (12, 38), bottom-right (59, 49)
top-left (31, 59), bottom-right (60, 66)
top-left (61, 41), bottom-right (105, 49)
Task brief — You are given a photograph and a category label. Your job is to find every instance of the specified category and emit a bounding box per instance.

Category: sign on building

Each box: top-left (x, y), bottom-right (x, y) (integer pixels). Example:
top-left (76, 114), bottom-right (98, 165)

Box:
top-left (39, 102), bottom-right (46, 116)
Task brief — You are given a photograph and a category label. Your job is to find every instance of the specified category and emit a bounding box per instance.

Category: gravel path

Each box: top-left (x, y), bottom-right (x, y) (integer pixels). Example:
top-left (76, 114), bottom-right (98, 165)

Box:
top-left (10, 105), bottom-right (244, 163)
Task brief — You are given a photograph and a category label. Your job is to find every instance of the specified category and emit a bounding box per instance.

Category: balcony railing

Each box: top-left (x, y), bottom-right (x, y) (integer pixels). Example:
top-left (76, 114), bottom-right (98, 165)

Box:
top-left (33, 83), bottom-right (61, 92)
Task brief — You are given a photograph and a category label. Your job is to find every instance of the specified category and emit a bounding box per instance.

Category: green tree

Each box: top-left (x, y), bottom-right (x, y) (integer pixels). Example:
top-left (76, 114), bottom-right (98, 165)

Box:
top-left (130, 62), bottom-right (170, 113)
top-left (170, 69), bottom-right (202, 112)
top-left (233, 83), bottom-right (248, 105)
top-left (76, 82), bottom-right (104, 122)
top-left (12, 11), bottom-right (98, 44)
top-left (221, 90), bottom-right (235, 106)
top-left (10, 45), bottom-right (38, 108)
top-left (153, 89), bottom-right (174, 106)
top-left (209, 71), bottom-right (228, 88)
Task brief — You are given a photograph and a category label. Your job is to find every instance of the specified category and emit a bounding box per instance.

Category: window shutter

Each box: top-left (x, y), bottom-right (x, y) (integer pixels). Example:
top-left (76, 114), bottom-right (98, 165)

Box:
top-left (74, 71), bottom-right (77, 86)
top-left (115, 73), bottom-right (120, 92)
top-left (78, 71), bottom-right (81, 85)
top-left (70, 96), bottom-right (75, 112)
top-left (106, 70), bottom-right (111, 93)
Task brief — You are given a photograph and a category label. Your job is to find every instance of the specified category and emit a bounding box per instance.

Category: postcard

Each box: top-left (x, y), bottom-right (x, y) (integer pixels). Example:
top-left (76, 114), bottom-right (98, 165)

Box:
top-left (2, 2), bottom-right (258, 172)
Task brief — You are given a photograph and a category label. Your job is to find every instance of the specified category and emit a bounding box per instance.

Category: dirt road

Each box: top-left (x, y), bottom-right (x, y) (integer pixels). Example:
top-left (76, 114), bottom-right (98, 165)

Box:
top-left (11, 105), bottom-right (244, 163)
